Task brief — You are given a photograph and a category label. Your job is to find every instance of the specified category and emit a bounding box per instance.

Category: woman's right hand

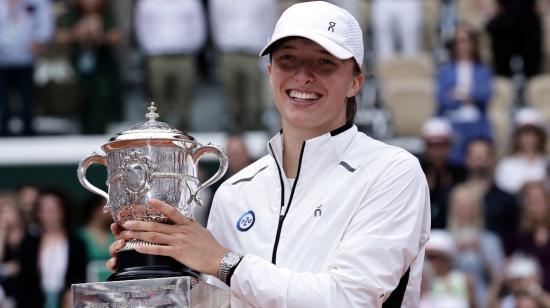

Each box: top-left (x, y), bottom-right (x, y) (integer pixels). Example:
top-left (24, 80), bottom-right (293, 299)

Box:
top-left (106, 223), bottom-right (126, 272)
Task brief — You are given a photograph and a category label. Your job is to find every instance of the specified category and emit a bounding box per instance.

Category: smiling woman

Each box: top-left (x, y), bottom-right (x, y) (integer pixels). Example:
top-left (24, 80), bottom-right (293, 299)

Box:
top-left (267, 38), bottom-right (364, 140)
top-left (108, 2), bottom-right (431, 307)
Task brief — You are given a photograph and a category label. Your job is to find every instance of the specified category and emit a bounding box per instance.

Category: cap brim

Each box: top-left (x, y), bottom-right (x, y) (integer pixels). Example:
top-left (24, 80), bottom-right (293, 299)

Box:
top-left (260, 30), bottom-right (354, 61)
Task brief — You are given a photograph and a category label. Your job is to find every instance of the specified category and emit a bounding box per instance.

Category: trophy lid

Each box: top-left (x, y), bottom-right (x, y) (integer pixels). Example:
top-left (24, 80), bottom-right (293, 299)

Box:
top-left (108, 102), bottom-right (194, 143)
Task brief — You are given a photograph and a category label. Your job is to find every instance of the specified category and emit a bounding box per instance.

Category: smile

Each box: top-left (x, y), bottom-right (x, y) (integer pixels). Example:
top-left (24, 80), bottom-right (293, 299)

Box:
top-left (287, 90), bottom-right (321, 101)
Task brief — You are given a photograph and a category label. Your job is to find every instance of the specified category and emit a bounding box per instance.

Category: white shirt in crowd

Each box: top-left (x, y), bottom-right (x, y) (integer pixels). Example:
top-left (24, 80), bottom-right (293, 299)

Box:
top-left (134, 0), bottom-right (206, 56)
top-left (209, 0), bottom-right (277, 54)
top-left (372, 0), bottom-right (422, 60)
top-left (495, 155), bottom-right (547, 194)
top-left (39, 238), bottom-right (68, 293)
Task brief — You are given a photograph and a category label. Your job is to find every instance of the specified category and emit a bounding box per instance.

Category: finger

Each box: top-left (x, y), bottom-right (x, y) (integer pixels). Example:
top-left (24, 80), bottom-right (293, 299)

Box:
top-left (120, 230), bottom-right (176, 246)
top-left (109, 239), bottom-right (125, 257)
top-left (110, 223), bottom-right (123, 235)
top-left (135, 244), bottom-right (177, 259)
top-left (148, 198), bottom-right (191, 226)
top-left (123, 220), bottom-right (183, 234)
top-left (106, 257), bottom-right (117, 272)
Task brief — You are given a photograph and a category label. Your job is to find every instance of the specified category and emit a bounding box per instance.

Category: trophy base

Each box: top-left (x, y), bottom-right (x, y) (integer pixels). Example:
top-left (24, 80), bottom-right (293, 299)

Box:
top-left (73, 276), bottom-right (231, 307)
top-left (109, 249), bottom-right (199, 281)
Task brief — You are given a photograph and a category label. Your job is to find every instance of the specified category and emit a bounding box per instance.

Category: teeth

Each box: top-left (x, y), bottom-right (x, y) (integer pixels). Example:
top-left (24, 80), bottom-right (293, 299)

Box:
top-left (289, 90), bottom-right (319, 100)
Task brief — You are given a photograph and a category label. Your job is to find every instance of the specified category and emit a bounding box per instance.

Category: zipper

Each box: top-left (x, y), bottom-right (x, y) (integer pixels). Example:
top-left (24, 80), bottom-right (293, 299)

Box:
top-left (270, 141), bottom-right (306, 264)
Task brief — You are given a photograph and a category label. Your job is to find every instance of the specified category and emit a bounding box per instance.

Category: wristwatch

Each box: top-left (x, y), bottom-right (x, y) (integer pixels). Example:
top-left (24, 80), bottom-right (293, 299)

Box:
top-left (219, 251), bottom-right (243, 286)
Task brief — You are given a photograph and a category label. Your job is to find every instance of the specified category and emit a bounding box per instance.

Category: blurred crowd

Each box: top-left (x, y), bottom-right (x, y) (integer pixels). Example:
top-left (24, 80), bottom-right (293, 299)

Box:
top-left (3, 0), bottom-right (550, 307)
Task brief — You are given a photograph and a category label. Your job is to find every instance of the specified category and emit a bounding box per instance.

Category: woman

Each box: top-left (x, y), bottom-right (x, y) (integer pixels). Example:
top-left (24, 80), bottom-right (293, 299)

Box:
top-left (495, 108), bottom-right (548, 195)
top-left (16, 188), bottom-right (87, 308)
top-left (422, 229), bottom-right (476, 308)
top-left (0, 192), bottom-right (26, 305)
top-left (447, 183), bottom-right (504, 306)
top-left (109, 2), bottom-right (431, 307)
top-left (78, 194), bottom-right (114, 282)
top-left (507, 181), bottom-right (550, 291)
top-left (436, 24), bottom-right (493, 166)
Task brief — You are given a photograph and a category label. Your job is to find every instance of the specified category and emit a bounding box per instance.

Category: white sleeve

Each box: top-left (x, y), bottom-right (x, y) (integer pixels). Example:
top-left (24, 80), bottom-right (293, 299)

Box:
top-left (228, 152), bottom-right (431, 307)
top-left (494, 159), bottom-right (518, 194)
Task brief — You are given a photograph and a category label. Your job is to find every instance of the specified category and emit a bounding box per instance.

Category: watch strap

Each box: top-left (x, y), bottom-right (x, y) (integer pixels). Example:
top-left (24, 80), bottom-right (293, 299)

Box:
top-left (219, 252), bottom-right (243, 286)
top-left (225, 256), bottom-right (243, 287)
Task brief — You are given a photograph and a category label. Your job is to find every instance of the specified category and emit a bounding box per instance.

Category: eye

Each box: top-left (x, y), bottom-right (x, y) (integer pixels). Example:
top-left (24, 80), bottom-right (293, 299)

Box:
top-left (318, 58), bottom-right (335, 65)
top-left (279, 54), bottom-right (296, 62)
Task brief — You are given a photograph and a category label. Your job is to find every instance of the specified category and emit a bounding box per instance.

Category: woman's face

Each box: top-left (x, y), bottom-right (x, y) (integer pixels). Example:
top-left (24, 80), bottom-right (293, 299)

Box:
top-left (451, 193), bottom-right (478, 224)
top-left (454, 28), bottom-right (474, 61)
top-left (517, 128), bottom-right (540, 153)
top-left (77, 0), bottom-right (105, 13)
top-left (524, 185), bottom-right (549, 222)
top-left (0, 198), bottom-right (20, 229)
top-left (426, 251), bottom-right (451, 275)
top-left (37, 195), bottom-right (64, 231)
top-left (268, 38), bottom-right (363, 136)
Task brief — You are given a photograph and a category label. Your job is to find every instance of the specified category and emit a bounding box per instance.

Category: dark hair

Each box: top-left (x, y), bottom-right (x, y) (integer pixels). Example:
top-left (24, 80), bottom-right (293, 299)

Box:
top-left (346, 63), bottom-right (362, 124)
top-left (35, 187), bottom-right (75, 233)
top-left (448, 23), bottom-right (481, 63)
top-left (82, 194), bottom-right (107, 225)
top-left (466, 137), bottom-right (494, 153)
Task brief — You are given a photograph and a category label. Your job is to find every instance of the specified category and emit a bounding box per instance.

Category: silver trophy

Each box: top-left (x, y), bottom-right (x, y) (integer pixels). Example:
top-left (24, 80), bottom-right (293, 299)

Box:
top-left (77, 102), bottom-right (228, 281)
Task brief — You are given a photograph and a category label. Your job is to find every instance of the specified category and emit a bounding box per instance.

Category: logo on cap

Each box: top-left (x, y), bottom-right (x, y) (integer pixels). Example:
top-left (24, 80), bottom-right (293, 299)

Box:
top-left (328, 22), bottom-right (336, 32)
top-left (236, 210), bottom-right (255, 232)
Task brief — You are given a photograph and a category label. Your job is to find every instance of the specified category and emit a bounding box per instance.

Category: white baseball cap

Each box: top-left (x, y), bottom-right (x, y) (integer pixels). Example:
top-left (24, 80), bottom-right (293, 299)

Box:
top-left (514, 107), bottom-right (545, 129)
top-left (260, 1), bottom-right (364, 67)
top-left (505, 255), bottom-right (540, 279)
top-left (421, 117), bottom-right (453, 140)
top-left (425, 229), bottom-right (457, 257)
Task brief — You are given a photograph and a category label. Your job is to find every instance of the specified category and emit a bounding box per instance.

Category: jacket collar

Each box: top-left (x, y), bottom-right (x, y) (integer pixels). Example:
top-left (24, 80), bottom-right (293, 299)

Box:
top-left (267, 123), bottom-right (358, 182)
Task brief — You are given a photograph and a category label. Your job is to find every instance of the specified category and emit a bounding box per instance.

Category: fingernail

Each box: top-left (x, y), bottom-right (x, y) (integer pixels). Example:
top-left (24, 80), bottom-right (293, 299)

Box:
top-left (123, 221), bottom-right (132, 228)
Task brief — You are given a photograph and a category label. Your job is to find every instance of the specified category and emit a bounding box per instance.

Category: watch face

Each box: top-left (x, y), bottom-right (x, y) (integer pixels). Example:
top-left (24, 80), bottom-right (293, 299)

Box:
top-left (225, 253), bottom-right (241, 266)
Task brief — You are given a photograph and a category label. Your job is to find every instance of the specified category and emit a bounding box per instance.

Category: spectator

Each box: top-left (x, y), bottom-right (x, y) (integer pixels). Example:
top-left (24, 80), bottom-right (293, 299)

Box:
top-left (0, 192), bottom-right (26, 306)
top-left (203, 135), bottom-right (254, 223)
top-left (16, 188), bottom-right (87, 308)
top-left (486, 0), bottom-right (543, 78)
top-left (0, 0), bottom-right (54, 136)
top-left (495, 108), bottom-right (548, 195)
top-left (15, 183), bottom-right (40, 234)
top-left (0, 286), bottom-right (6, 308)
top-left (423, 229), bottom-right (476, 308)
top-left (507, 182), bottom-right (550, 291)
top-left (371, 0), bottom-right (422, 60)
top-left (55, 0), bottom-right (122, 135)
top-left (463, 138), bottom-right (520, 246)
top-left (134, 0), bottom-right (206, 131)
top-left (487, 255), bottom-right (550, 308)
top-left (447, 183), bottom-right (505, 306)
top-left (209, 0), bottom-right (277, 132)
top-left (78, 194), bottom-right (113, 282)
top-left (420, 117), bottom-right (466, 229)
top-left (436, 24), bottom-right (493, 167)
top-left (224, 135), bottom-right (254, 179)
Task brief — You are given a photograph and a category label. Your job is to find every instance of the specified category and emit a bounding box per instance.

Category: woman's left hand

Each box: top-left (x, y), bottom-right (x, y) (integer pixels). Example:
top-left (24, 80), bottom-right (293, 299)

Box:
top-left (119, 199), bottom-right (230, 277)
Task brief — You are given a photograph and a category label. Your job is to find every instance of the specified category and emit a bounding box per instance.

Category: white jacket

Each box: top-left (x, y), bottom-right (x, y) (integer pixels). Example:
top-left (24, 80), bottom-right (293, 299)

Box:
top-left (207, 125), bottom-right (431, 307)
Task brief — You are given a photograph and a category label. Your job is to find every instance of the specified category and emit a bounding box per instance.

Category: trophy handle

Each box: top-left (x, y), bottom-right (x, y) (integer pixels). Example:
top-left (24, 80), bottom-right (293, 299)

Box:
top-left (77, 152), bottom-right (109, 211)
top-left (189, 144), bottom-right (228, 206)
